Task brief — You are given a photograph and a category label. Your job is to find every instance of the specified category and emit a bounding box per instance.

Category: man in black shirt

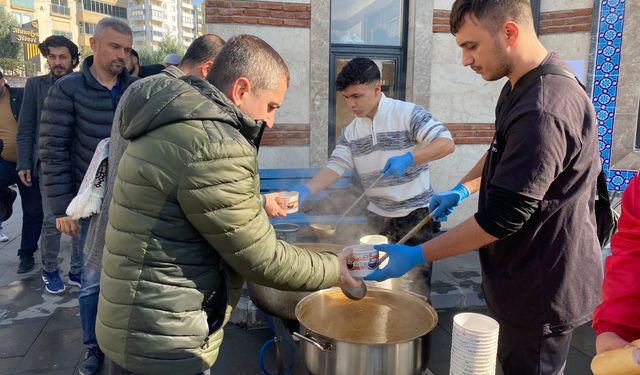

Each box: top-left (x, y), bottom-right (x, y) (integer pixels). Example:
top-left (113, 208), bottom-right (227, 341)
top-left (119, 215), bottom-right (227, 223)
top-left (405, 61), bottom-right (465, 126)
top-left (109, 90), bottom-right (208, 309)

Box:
top-left (365, 1), bottom-right (602, 373)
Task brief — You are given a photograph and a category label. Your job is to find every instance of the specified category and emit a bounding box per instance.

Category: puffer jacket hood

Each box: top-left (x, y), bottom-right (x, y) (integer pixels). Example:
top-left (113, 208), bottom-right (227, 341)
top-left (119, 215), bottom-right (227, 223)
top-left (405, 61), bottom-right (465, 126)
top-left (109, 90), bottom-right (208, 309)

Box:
top-left (120, 75), bottom-right (266, 148)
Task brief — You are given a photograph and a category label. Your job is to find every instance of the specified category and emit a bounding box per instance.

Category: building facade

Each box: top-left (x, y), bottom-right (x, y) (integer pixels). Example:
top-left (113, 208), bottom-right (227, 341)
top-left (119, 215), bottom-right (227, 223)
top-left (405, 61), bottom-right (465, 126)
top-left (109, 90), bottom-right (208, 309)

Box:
top-left (1, 0), bottom-right (128, 73)
top-left (128, 0), bottom-right (195, 49)
top-left (205, 0), bottom-right (639, 226)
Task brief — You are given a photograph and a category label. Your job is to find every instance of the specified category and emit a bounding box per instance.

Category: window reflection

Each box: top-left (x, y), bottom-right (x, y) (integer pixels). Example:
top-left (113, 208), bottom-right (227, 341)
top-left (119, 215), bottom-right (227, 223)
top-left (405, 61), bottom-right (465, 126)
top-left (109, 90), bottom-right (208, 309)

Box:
top-left (331, 0), bottom-right (402, 46)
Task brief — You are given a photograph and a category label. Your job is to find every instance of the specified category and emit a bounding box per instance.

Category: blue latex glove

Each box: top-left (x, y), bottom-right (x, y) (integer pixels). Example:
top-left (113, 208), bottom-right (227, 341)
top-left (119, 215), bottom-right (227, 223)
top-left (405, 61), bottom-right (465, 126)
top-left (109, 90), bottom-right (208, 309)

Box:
top-left (428, 183), bottom-right (470, 222)
top-left (289, 185), bottom-right (311, 205)
top-left (382, 152), bottom-right (413, 177)
top-left (365, 244), bottom-right (425, 281)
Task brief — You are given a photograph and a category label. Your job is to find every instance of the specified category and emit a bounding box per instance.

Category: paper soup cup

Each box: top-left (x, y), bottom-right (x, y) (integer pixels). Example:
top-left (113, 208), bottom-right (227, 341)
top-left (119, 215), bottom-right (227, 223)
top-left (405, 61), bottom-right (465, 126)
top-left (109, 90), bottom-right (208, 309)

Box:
top-left (278, 191), bottom-right (299, 213)
top-left (359, 234), bottom-right (388, 245)
top-left (453, 313), bottom-right (500, 335)
top-left (345, 244), bottom-right (378, 278)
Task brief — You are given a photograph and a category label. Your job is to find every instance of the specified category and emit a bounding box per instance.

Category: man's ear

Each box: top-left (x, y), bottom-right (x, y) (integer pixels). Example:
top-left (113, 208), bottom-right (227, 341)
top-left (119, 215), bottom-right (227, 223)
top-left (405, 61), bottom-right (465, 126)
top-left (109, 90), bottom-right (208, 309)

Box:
top-left (229, 77), bottom-right (251, 107)
top-left (89, 37), bottom-right (97, 53)
top-left (199, 60), bottom-right (214, 79)
top-left (504, 21), bottom-right (520, 47)
top-left (374, 81), bottom-right (382, 95)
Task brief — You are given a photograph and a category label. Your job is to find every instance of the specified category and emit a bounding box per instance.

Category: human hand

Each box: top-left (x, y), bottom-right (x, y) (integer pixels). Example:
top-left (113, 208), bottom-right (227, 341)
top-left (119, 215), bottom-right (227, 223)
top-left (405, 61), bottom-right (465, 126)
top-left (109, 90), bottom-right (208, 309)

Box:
top-left (289, 185), bottom-right (311, 205)
top-left (263, 192), bottom-right (287, 217)
top-left (335, 246), bottom-right (362, 289)
top-left (364, 244), bottom-right (425, 281)
top-left (56, 215), bottom-right (79, 237)
top-left (18, 169), bottom-right (32, 187)
top-left (429, 182), bottom-right (470, 222)
top-left (595, 332), bottom-right (633, 354)
top-left (382, 152), bottom-right (413, 177)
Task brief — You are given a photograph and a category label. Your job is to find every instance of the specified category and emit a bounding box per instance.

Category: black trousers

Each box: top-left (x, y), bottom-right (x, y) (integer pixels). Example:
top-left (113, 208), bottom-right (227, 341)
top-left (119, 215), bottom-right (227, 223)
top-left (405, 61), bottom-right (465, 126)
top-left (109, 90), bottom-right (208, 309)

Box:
top-left (498, 323), bottom-right (573, 375)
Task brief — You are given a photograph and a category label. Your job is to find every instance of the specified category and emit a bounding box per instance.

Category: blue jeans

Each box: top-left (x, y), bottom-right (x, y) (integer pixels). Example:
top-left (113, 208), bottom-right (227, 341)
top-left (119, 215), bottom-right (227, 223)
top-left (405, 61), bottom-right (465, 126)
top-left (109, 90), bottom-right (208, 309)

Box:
top-left (0, 158), bottom-right (43, 257)
top-left (74, 218), bottom-right (99, 348)
top-left (38, 169), bottom-right (83, 274)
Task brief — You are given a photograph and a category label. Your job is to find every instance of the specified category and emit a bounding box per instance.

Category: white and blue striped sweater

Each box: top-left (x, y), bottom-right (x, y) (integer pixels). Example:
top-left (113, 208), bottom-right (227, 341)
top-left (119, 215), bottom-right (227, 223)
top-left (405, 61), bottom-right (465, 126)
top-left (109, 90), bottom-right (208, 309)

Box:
top-left (326, 94), bottom-right (452, 218)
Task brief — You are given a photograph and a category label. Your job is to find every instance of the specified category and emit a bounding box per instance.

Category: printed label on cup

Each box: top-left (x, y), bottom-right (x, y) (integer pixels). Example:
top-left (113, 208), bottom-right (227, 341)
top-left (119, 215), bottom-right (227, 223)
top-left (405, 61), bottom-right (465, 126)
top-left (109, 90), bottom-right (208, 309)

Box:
top-left (345, 244), bottom-right (379, 278)
top-left (278, 191), bottom-right (299, 213)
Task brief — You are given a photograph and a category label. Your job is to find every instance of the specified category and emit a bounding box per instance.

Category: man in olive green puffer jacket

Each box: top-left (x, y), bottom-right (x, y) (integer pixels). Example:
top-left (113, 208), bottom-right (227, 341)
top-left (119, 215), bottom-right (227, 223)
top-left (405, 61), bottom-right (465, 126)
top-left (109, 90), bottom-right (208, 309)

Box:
top-left (96, 35), bottom-right (359, 375)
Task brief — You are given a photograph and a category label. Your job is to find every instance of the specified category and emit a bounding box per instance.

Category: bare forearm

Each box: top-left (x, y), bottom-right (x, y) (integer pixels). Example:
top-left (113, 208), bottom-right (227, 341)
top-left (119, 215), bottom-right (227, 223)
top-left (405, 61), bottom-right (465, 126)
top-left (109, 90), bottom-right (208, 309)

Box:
top-left (412, 138), bottom-right (455, 165)
top-left (420, 216), bottom-right (497, 262)
top-left (306, 168), bottom-right (341, 194)
top-left (459, 152), bottom-right (487, 194)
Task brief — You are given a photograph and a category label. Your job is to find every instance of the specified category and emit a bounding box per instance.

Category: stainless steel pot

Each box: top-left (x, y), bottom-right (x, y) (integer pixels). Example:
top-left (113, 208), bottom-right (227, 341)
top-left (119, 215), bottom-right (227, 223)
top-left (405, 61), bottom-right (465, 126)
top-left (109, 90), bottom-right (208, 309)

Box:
top-left (246, 243), bottom-right (344, 320)
top-left (294, 287), bottom-right (438, 375)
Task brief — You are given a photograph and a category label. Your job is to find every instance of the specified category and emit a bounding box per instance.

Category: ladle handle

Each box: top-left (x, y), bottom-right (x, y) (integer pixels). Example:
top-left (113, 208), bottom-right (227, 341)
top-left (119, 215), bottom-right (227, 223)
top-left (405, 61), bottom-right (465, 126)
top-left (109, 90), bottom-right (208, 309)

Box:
top-left (398, 211), bottom-right (435, 245)
top-left (334, 174), bottom-right (385, 228)
top-left (378, 211), bottom-right (436, 264)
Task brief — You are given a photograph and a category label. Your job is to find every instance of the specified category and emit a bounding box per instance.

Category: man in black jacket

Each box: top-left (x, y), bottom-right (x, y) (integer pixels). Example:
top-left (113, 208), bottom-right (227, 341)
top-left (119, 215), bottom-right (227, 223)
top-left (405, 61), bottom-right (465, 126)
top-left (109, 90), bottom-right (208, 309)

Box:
top-left (0, 69), bottom-right (42, 274)
top-left (38, 17), bottom-right (137, 375)
top-left (17, 35), bottom-right (80, 292)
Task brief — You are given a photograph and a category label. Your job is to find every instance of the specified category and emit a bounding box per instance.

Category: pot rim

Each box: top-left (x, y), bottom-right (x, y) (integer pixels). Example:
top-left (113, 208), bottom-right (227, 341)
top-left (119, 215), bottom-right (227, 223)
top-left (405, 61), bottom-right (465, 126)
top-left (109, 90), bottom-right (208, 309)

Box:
top-left (295, 286), bottom-right (438, 345)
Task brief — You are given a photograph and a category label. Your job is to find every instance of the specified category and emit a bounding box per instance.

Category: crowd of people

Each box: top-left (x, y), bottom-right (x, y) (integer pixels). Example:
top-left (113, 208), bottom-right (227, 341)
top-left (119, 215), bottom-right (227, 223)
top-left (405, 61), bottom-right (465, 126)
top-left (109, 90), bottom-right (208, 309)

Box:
top-left (0, 0), bottom-right (637, 374)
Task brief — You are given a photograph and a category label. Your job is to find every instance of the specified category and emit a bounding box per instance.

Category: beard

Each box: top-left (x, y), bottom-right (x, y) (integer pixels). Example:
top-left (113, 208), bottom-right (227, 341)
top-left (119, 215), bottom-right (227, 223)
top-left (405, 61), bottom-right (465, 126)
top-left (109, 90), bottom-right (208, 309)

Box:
top-left (50, 65), bottom-right (73, 79)
top-left (484, 38), bottom-right (512, 81)
top-left (108, 59), bottom-right (126, 75)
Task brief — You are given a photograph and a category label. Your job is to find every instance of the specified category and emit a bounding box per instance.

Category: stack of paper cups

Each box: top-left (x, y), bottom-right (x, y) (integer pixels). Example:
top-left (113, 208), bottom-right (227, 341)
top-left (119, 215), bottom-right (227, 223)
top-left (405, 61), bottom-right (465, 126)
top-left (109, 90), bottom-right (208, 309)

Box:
top-left (450, 313), bottom-right (499, 375)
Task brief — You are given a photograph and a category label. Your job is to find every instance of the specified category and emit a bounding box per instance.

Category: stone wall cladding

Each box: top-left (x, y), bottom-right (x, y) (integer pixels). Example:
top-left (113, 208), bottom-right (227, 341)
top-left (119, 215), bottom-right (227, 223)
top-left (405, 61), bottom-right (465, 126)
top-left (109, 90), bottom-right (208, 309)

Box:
top-left (432, 8), bottom-right (592, 34)
top-left (205, 1), bottom-right (310, 27)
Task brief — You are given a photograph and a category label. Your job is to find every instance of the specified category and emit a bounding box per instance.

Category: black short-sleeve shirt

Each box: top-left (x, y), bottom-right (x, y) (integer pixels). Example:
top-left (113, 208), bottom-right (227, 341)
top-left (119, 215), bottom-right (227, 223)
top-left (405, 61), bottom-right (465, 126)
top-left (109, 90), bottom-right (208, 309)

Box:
top-left (478, 54), bottom-right (603, 334)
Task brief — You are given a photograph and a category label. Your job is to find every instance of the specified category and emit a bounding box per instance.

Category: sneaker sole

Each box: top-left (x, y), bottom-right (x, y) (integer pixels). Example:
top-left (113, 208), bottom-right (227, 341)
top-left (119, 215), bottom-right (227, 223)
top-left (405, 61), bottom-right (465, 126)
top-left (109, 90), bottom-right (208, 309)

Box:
top-left (42, 275), bottom-right (66, 294)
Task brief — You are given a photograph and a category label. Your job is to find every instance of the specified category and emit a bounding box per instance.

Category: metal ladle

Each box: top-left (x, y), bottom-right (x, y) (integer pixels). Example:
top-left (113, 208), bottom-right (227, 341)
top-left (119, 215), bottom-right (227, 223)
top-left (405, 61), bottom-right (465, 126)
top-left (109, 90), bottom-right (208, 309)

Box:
top-left (310, 174), bottom-right (386, 237)
top-left (341, 211), bottom-right (436, 300)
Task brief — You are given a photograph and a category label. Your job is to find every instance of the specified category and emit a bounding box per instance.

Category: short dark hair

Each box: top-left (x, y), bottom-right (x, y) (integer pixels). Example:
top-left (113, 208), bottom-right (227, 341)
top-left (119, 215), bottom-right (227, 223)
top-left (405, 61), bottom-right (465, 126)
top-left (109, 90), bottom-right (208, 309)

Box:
top-left (180, 34), bottom-right (225, 68)
top-left (450, 0), bottom-right (534, 34)
top-left (38, 35), bottom-right (80, 62)
top-left (130, 48), bottom-right (139, 60)
top-left (335, 58), bottom-right (380, 91)
top-left (206, 34), bottom-right (289, 93)
top-left (0, 69), bottom-right (3, 79)
top-left (94, 17), bottom-right (132, 38)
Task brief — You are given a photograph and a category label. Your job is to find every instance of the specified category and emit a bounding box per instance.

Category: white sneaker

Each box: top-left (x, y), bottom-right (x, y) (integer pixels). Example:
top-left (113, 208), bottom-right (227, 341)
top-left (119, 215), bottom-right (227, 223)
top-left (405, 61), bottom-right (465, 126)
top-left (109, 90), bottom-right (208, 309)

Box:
top-left (0, 232), bottom-right (8, 242)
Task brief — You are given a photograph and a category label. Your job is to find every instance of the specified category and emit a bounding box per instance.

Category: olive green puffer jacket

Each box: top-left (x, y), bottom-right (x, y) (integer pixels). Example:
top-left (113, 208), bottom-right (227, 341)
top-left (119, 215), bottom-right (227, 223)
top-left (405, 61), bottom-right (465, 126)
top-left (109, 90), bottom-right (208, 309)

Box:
top-left (96, 76), bottom-right (340, 375)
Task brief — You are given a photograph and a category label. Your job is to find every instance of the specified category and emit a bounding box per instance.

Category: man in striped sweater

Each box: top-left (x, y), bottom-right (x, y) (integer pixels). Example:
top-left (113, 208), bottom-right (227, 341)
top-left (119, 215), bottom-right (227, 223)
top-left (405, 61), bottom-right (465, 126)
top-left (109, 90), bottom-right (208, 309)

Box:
top-left (293, 57), bottom-right (454, 281)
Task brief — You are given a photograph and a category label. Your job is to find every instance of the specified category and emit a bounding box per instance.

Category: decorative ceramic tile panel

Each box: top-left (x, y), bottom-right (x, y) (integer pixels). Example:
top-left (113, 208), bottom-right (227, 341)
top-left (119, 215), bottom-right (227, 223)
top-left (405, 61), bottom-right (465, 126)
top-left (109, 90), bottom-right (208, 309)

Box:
top-left (592, 0), bottom-right (637, 190)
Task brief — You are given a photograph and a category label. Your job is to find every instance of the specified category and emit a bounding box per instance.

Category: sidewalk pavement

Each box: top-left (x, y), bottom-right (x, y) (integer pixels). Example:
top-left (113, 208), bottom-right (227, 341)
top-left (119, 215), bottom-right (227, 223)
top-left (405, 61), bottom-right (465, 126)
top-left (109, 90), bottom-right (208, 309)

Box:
top-left (0, 196), bottom-right (596, 374)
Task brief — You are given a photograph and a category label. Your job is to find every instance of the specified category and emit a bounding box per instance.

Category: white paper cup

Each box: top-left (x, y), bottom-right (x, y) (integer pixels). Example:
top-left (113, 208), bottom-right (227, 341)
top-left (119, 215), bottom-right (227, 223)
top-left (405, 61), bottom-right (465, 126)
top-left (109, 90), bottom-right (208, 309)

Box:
top-left (359, 234), bottom-right (388, 245)
top-left (344, 244), bottom-right (378, 278)
top-left (453, 313), bottom-right (500, 335)
top-left (278, 191), bottom-right (299, 213)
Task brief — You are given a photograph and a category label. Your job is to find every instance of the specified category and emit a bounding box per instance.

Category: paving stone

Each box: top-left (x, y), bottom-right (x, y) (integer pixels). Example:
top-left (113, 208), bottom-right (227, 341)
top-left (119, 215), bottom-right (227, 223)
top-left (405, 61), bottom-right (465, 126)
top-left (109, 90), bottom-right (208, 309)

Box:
top-left (14, 328), bottom-right (83, 373)
top-left (43, 306), bottom-right (81, 332)
top-left (0, 317), bottom-right (47, 357)
top-left (0, 356), bottom-right (22, 372)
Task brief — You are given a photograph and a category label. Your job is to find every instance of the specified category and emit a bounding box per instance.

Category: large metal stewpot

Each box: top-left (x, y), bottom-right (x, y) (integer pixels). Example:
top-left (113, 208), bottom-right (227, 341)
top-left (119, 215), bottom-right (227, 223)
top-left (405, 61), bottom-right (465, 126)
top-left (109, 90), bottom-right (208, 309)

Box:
top-left (246, 243), bottom-right (343, 320)
top-left (294, 287), bottom-right (438, 375)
